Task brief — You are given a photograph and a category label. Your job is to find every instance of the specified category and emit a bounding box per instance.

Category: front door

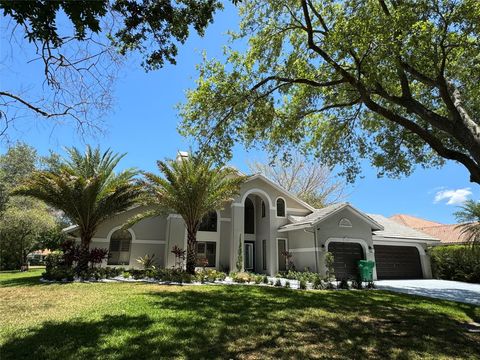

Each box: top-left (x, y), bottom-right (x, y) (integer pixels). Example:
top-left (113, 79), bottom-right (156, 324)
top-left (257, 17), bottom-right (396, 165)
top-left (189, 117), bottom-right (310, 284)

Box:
top-left (244, 241), bottom-right (255, 272)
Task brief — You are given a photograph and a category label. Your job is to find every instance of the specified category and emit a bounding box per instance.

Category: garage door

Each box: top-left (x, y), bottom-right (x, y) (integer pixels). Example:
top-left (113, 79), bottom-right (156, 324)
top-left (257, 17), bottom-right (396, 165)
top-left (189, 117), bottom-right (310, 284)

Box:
top-left (374, 245), bottom-right (423, 279)
top-left (328, 242), bottom-right (364, 280)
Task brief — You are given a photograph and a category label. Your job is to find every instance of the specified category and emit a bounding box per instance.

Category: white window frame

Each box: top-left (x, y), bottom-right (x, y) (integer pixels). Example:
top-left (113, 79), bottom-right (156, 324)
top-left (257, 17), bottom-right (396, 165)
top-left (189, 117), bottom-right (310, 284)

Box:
top-left (106, 226), bottom-right (135, 266)
top-left (275, 197), bottom-right (287, 218)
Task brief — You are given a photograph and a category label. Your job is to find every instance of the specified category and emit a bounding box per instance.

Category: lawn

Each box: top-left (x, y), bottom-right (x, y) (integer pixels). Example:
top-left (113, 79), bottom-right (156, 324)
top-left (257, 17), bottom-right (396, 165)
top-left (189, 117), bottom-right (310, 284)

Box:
top-left (1, 270), bottom-right (479, 360)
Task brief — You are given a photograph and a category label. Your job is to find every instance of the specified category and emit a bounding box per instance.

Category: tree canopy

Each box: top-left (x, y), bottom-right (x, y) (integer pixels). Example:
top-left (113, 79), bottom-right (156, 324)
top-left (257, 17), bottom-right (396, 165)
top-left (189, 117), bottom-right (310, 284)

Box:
top-left (13, 146), bottom-right (143, 272)
top-left (1, 0), bottom-right (223, 139)
top-left (130, 153), bottom-right (245, 274)
top-left (180, 0), bottom-right (480, 184)
top-left (248, 153), bottom-right (345, 208)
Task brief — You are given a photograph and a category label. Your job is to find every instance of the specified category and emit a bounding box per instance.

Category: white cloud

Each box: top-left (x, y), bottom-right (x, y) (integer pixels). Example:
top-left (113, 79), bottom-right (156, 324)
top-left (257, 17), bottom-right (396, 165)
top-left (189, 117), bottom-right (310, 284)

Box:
top-left (434, 188), bottom-right (472, 205)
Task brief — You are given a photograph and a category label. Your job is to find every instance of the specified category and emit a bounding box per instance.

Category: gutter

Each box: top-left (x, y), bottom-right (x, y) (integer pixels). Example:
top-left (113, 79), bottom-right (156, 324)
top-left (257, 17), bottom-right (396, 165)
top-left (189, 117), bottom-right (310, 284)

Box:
top-left (304, 228), bottom-right (318, 273)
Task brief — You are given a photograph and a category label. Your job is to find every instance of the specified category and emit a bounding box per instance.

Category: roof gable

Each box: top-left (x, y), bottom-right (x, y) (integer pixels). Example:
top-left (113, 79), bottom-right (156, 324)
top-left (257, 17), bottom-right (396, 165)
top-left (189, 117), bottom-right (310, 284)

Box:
top-left (245, 174), bottom-right (315, 211)
top-left (279, 202), bottom-right (383, 232)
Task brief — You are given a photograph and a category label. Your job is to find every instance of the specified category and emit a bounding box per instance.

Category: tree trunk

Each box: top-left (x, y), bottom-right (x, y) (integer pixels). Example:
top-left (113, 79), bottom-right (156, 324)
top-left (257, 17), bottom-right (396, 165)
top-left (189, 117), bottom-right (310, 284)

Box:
top-left (186, 229), bottom-right (197, 275)
top-left (77, 238), bottom-right (91, 275)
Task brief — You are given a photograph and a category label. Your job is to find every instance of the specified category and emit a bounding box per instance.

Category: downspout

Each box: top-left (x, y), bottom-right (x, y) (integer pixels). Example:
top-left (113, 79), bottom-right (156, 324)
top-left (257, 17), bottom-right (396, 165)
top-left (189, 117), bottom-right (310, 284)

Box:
top-left (304, 227), bottom-right (318, 273)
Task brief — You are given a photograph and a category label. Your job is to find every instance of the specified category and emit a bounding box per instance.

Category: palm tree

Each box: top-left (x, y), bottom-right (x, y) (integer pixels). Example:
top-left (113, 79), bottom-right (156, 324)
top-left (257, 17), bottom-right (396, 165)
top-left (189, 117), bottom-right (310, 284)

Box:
top-left (454, 200), bottom-right (480, 245)
top-left (14, 146), bottom-right (142, 272)
top-left (131, 153), bottom-right (245, 274)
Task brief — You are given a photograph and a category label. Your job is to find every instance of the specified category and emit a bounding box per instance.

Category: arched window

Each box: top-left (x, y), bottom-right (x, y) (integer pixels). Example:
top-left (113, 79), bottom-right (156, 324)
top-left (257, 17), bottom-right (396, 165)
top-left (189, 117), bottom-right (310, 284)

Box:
top-left (199, 211), bottom-right (218, 232)
top-left (261, 201), bottom-right (266, 218)
top-left (108, 229), bottom-right (132, 265)
top-left (339, 218), bottom-right (353, 228)
top-left (244, 197), bottom-right (255, 234)
top-left (276, 198), bottom-right (286, 217)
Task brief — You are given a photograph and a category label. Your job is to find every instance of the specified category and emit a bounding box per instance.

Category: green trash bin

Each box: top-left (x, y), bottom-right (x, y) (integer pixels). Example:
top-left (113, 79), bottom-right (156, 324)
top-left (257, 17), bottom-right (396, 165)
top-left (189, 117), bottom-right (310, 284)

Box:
top-left (358, 260), bottom-right (375, 282)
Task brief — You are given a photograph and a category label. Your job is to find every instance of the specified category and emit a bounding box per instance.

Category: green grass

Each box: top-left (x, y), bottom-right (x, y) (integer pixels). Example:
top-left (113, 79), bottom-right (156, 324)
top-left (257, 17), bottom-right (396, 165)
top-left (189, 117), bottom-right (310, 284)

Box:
top-left (1, 269), bottom-right (479, 359)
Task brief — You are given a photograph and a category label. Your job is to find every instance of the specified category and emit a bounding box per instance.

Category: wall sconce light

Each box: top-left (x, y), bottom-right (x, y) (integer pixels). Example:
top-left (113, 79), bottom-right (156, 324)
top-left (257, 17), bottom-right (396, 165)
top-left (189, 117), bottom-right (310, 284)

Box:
top-left (321, 244), bottom-right (325, 249)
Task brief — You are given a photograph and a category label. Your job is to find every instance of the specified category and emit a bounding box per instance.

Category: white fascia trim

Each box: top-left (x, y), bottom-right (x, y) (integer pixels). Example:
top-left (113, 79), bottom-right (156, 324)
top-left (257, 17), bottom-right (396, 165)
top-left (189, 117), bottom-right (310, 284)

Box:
top-left (289, 247), bottom-right (322, 253)
top-left (134, 239), bottom-right (166, 245)
top-left (277, 224), bottom-right (311, 232)
top-left (287, 207), bottom-right (311, 214)
top-left (373, 239), bottom-right (427, 255)
top-left (246, 174), bottom-right (315, 211)
top-left (372, 235), bottom-right (439, 244)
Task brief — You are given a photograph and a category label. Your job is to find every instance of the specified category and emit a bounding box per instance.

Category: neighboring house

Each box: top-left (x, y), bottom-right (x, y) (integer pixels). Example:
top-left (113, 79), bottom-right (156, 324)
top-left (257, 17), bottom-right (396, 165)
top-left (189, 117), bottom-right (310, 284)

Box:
top-left (390, 214), bottom-right (469, 245)
top-left (64, 154), bottom-right (440, 280)
top-left (27, 249), bottom-right (51, 265)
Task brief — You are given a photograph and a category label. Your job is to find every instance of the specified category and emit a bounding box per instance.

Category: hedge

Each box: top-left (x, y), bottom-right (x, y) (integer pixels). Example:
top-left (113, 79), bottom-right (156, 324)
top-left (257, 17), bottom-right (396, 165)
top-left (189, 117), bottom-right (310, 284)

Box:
top-left (430, 245), bottom-right (480, 283)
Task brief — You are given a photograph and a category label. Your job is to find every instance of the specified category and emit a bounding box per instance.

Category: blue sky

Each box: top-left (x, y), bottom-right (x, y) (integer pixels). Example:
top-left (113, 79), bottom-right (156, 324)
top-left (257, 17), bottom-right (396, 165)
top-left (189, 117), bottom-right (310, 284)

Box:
top-left (0, 3), bottom-right (476, 224)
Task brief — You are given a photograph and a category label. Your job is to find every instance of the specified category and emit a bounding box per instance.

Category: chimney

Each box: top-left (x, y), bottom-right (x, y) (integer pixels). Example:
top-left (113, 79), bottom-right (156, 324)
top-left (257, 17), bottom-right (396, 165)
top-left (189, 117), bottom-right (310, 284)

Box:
top-left (176, 151), bottom-right (189, 163)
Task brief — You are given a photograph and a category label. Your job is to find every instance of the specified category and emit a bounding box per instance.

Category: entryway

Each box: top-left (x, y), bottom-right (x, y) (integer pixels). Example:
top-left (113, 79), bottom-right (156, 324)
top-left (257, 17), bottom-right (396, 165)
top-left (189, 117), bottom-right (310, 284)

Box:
top-left (244, 241), bottom-right (255, 272)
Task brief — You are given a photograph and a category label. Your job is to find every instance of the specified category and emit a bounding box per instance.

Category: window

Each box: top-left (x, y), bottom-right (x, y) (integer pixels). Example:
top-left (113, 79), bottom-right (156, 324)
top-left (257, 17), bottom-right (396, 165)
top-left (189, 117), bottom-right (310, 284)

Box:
top-left (108, 229), bottom-right (132, 265)
top-left (244, 197), bottom-right (255, 234)
top-left (199, 211), bottom-right (217, 232)
top-left (276, 198), bottom-right (286, 217)
top-left (262, 239), bottom-right (267, 270)
top-left (261, 201), bottom-right (266, 218)
top-left (196, 241), bottom-right (216, 267)
top-left (339, 218), bottom-right (353, 228)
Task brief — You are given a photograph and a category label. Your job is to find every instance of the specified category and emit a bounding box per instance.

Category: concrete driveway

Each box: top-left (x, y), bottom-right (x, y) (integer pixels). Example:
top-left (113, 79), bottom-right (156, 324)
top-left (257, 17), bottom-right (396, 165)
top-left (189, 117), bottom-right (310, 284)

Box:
top-left (375, 279), bottom-right (480, 305)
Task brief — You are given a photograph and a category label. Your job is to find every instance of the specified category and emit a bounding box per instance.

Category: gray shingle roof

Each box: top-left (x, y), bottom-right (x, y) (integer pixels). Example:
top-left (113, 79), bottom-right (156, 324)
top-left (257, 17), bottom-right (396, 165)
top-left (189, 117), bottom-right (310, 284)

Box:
top-left (279, 203), bottom-right (383, 231)
top-left (369, 214), bottom-right (440, 241)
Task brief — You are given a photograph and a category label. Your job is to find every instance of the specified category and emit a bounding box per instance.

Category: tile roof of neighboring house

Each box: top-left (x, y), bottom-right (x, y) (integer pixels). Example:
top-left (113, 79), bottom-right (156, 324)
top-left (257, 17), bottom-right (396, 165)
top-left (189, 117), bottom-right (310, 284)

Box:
top-left (390, 214), bottom-right (442, 228)
top-left (368, 214), bottom-right (440, 242)
top-left (278, 203), bottom-right (383, 232)
top-left (389, 214), bottom-right (469, 244)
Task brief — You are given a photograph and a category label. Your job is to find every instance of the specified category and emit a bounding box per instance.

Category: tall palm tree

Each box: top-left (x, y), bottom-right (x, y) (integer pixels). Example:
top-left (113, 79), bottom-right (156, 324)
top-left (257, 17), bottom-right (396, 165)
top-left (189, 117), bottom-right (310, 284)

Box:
top-left (14, 146), bottom-right (142, 272)
top-left (131, 153), bottom-right (245, 274)
top-left (454, 200), bottom-right (480, 246)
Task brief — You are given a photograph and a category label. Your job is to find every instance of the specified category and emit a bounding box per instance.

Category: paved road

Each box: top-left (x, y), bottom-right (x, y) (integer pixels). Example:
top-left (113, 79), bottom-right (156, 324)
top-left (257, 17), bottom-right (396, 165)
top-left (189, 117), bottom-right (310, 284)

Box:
top-left (375, 279), bottom-right (480, 305)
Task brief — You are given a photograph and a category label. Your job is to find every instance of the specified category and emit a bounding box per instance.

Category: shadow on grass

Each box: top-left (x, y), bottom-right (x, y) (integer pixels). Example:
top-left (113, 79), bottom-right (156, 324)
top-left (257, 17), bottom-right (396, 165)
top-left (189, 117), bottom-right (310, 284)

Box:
top-left (1, 315), bottom-right (154, 360)
top-left (1, 285), bottom-right (479, 359)
top-left (0, 270), bottom-right (46, 287)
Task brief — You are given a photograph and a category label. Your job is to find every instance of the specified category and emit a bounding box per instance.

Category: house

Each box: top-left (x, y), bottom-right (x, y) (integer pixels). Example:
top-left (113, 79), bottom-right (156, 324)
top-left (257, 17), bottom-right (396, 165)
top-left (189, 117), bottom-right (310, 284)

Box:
top-left (390, 214), bottom-right (469, 245)
top-left (64, 154), bottom-right (440, 280)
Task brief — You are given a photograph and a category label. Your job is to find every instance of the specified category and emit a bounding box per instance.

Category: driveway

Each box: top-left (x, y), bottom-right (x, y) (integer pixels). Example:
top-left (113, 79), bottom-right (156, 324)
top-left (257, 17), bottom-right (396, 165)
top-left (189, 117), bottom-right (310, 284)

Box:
top-left (375, 279), bottom-right (480, 305)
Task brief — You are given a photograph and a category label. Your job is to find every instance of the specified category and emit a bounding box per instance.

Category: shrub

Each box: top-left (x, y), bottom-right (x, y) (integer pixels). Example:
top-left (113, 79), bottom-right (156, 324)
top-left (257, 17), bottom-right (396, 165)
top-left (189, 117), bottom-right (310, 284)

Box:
top-left (122, 271), bottom-right (131, 278)
top-left (262, 275), bottom-right (268, 284)
top-left (365, 281), bottom-right (375, 289)
top-left (338, 279), bottom-right (350, 290)
top-left (430, 245), bottom-right (480, 283)
top-left (254, 275), bottom-right (262, 284)
top-left (232, 272), bottom-right (251, 283)
top-left (285, 281), bottom-right (290, 288)
top-left (129, 269), bottom-right (146, 279)
top-left (281, 270), bottom-right (321, 283)
top-left (325, 252), bottom-right (335, 281)
top-left (196, 269), bottom-right (226, 282)
top-left (351, 278), bottom-right (363, 290)
top-left (155, 268), bottom-right (194, 283)
top-left (274, 279), bottom-right (282, 287)
top-left (312, 277), bottom-right (325, 290)
top-left (136, 254), bottom-right (156, 270)
top-left (299, 279), bottom-right (307, 290)
top-left (43, 251), bottom-right (74, 281)
top-left (89, 248), bottom-right (109, 267)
